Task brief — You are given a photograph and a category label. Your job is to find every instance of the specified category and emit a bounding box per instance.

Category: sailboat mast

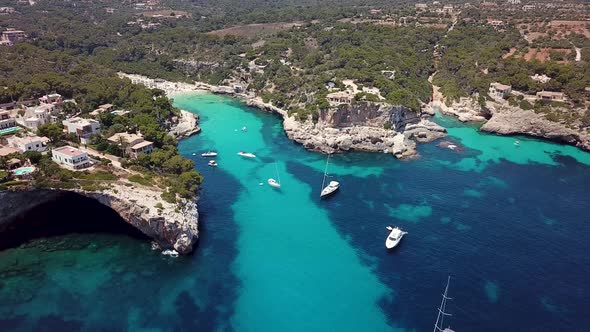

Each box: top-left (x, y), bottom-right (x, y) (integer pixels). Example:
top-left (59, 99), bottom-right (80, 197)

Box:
top-left (433, 276), bottom-right (453, 332)
top-left (321, 155), bottom-right (330, 196)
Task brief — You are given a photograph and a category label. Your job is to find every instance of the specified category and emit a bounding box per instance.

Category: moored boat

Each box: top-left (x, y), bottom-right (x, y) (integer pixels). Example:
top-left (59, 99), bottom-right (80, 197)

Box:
top-left (267, 162), bottom-right (282, 188)
top-left (202, 151), bottom-right (218, 157)
top-left (320, 155), bottom-right (339, 198)
top-left (385, 226), bottom-right (407, 249)
top-left (208, 160), bottom-right (218, 167)
top-left (237, 151), bottom-right (256, 158)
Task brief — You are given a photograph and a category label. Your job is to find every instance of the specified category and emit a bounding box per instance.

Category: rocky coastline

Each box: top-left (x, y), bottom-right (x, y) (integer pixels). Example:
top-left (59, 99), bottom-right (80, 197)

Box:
top-left (0, 184), bottom-right (199, 254)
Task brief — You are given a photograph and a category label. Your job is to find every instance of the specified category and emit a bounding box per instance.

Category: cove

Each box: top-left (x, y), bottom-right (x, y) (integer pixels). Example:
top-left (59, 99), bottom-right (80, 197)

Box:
top-left (1, 92), bottom-right (590, 331)
top-left (174, 93), bottom-right (397, 332)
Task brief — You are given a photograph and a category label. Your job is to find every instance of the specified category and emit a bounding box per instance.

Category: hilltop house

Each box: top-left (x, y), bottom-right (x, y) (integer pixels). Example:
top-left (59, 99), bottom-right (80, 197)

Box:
top-left (0, 110), bottom-right (16, 130)
top-left (327, 91), bottom-right (355, 106)
top-left (52, 145), bottom-right (91, 170)
top-left (108, 132), bottom-right (154, 158)
top-left (89, 103), bottom-right (114, 117)
top-left (5, 135), bottom-right (44, 152)
top-left (39, 93), bottom-right (63, 105)
top-left (536, 91), bottom-right (566, 103)
top-left (63, 117), bottom-right (101, 144)
top-left (0, 28), bottom-right (25, 46)
top-left (16, 105), bottom-right (55, 131)
top-left (489, 82), bottom-right (512, 100)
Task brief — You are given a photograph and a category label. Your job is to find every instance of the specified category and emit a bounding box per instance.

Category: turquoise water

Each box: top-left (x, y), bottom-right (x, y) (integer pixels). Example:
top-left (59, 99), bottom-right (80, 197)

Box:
top-left (1, 93), bottom-right (590, 331)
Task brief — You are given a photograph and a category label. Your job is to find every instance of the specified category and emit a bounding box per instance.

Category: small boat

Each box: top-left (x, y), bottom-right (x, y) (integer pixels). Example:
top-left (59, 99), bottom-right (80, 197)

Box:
top-left (192, 153), bottom-right (196, 156)
top-left (237, 151), bottom-right (256, 158)
top-left (385, 226), bottom-right (407, 249)
top-left (433, 276), bottom-right (456, 332)
top-left (208, 160), bottom-right (218, 167)
top-left (161, 249), bottom-right (179, 258)
top-left (242, 126), bottom-right (247, 132)
top-left (447, 144), bottom-right (457, 150)
top-left (201, 151), bottom-right (218, 157)
top-left (267, 162), bottom-right (282, 188)
top-left (514, 140), bottom-right (520, 146)
top-left (320, 155), bottom-right (339, 198)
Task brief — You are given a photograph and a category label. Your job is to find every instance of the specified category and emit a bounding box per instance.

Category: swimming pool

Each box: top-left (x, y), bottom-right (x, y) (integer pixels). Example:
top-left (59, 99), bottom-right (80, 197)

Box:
top-left (0, 126), bottom-right (21, 135)
top-left (13, 166), bottom-right (35, 176)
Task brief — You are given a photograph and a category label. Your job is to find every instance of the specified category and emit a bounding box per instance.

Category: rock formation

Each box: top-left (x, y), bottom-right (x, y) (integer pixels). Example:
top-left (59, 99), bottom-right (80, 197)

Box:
top-left (481, 103), bottom-right (590, 151)
top-left (248, 99), bottom-right (446, 158)
top-left (0, 183), bottom-right (199, 254)
top-left (169, 110), bottom-right (201, 139)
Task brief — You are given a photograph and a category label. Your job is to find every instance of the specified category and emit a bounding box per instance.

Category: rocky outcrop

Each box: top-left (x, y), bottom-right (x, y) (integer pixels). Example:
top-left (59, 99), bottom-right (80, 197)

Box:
top-left (0, 183), bottom-right (199, 254)
top-left (428, 98), bottom-right (489, 122)
top-left (481, 103), bottom-right (590, 151)
top-left (248, 98), bottom-right (446, 158)
top-left (169, 110), bottom-right (201, 139)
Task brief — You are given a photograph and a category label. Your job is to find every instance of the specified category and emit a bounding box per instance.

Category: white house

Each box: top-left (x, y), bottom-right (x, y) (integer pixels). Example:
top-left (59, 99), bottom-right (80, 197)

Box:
top-left (62, 117), bottom-right (101, 144)
top-left (0, 110), bottom-right (16, 129)
top-left (6, 135), bottom-right (44, 152)
top-left (39, 93), bottom-right (63, 105)
top-left (489, 82), bottom-right (512, 100)
top-left (17, 105), bottom-right (55, 130)
top-left (52, 145), bottom-right (91, 170)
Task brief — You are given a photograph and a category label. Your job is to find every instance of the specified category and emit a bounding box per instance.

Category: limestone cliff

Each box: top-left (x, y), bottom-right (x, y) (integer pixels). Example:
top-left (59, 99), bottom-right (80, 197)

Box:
top-left (0, 184), bottom-right (199, 254)
top-left (247, 98), bottom-right (446, 159)
top-left (481, 103), bottom-right (590, 151)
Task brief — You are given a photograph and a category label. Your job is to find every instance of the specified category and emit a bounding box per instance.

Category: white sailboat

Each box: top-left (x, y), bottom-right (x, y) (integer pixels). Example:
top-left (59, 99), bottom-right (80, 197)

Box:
top-left (385, 226), bottom-right (407, 249)
top-left (320, 155), bottom-right (339, 198)
top-left (268, 162), bottom-right (281, 188)
top-left (237, 151), bottom-right (256, 158)
top-left (433, 276), bottom-right (456, 332)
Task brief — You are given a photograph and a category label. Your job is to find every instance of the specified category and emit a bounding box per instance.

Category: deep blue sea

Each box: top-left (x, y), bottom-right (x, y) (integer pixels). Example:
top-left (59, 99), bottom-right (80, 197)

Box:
top-left (1, 93), bottom-right (590, 331)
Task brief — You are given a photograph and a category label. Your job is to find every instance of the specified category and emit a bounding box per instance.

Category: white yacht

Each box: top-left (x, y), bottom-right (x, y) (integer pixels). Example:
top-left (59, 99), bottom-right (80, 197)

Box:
top-left (202, 151), bottom-right (218, 157)
top-left (208, 160), bottom-right (218, 167)
top-left (320, 155), bottom-right (339, 198)
top-left (385, 226), bottom-right (407, 249)
top-left (237, 151), bottom-right (256, 158)
top-left (321, 181), bottom-right (340, 197)
top-left (161, 249), bottom-right (179, 258)
top-left (268, 162), bottom-right (281, 188)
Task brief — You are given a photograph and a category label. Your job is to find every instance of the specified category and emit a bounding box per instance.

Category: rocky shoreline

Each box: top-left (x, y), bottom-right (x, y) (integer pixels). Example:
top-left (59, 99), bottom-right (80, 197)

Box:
top-left (0, 183), bottom-right (199, 254)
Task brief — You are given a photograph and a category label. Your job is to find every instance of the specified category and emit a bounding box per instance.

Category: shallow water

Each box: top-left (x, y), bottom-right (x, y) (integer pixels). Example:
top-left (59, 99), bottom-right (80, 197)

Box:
top-left (1, 93), bottom-right (590, 331)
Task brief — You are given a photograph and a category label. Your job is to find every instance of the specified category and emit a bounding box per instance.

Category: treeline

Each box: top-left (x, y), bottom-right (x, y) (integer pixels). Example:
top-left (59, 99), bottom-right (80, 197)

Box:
top-left (433, 22), bottom-right (590, 105)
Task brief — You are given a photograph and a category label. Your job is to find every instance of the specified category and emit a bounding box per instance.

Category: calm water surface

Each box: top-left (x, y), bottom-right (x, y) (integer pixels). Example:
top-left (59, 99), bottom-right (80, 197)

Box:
top-left (1, 93), bottom-right (589, 331)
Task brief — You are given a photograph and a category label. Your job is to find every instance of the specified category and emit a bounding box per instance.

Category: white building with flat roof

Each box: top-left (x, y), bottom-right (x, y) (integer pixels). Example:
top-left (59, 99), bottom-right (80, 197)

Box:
top-left (52, 145), bottom-right (91, 170)
top-left (63, 117), bottom-right (101, 144)
top-left (6, 135), bottom-right (44, 152)
top-left (0, 110), bottom-right (16, 129)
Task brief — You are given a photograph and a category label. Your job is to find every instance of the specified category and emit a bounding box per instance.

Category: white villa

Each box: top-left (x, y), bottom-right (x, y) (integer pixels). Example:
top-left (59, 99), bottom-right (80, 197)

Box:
top-left (108, 132), bottom-right (154, 158)
top-left (6, 135), bottom-right (44, 152)
top-left (63, 117), bottom-right (101, 144)
top-left (17, 105), bottom-right (55, 131)
top-left (489, 82), bottom-right (512, 100)
top-left (52, 145), bottom-right (91, 170)
top-left (39, 93), bottom-right (63, 105)
top-left (0, 110), bottom-right (16, 129)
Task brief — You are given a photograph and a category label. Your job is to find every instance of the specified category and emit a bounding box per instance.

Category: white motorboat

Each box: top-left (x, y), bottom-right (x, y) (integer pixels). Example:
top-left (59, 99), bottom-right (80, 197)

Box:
top-left (208, 160), bottom-right (218, 167)
top-left (267, 162), bottom-right (282, 188)
top-left (447, 144), bottom-right (457, 150)
top-left (514, 140), bottom-right (520, 146)
top-left (241, 126), bottom-right (247, 132)
top-left (161, 249), bottom-right (179, 258)
top-left (385, 226), bottom-right (407, 249)
top-left (320, 155), bottom-right (339, 198)
top-left (237, 151), bottom-right (256, 158)
top-left (202, 151), bottom-right (218, 157)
